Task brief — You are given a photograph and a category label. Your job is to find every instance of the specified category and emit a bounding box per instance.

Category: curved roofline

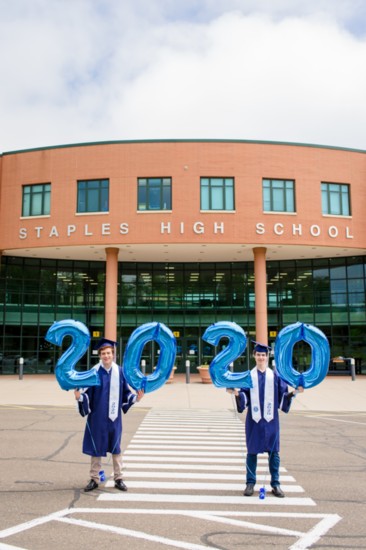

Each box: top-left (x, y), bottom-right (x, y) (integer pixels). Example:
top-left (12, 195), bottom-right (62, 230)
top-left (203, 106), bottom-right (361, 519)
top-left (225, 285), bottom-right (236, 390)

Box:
top-left (2, 138), bottom-right (366, 156)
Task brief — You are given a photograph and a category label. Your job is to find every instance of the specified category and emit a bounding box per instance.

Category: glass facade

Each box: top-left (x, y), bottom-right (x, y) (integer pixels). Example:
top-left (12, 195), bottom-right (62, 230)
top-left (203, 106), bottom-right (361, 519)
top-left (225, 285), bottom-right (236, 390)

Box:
top-left (0, 255), bottom-right (365, 375)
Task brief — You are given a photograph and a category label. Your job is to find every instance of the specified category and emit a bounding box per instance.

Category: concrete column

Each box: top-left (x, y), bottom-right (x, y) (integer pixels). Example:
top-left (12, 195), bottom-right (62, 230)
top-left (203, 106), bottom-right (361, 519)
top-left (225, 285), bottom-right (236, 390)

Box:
top-left (253, 247), bottom-right (268, 345)
top-left (105, 247), bottom-right (119, 341)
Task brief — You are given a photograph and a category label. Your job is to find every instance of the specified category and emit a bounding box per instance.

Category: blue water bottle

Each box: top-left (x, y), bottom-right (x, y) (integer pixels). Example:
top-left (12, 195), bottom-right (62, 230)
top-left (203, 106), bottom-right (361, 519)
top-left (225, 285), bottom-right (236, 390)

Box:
top-left (99, 470), bottom-right (106, 482)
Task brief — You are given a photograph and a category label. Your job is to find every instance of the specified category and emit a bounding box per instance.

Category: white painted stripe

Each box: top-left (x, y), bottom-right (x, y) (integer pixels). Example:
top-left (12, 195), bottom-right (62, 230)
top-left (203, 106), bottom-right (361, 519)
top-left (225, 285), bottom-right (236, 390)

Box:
top-left (0, 543), bottom-right (27, 550)
top-left (131, 440), bottom-right (242, 445)
top-left (136, 429), bottom-right (244, 435)
top-left (105, 480), bottom-right (303, 492)
top-left (0, 509), bottom-right (70, 539)
top-left (133, 438), bottom-right (243, 443)
top-left (129, 444), bottom-right (244, 450)
top-left (193, 511), bottom-right (303, 537)
top-left (98, 493), bottom-right (316, 506)
top-left (30, 507), bottom-right (340, 520)
top-left (123, 456), bottom-right (265, 464)
top-left (138, 428), bottom-right (244, 434)
top-left (123, 471), bottom-right (295, 481)
top-left (141, 420), bottom-right (240, 432)
top-left (57, 516), bottom-right (214, 550)
top-left (289, 514), bottom-right (342, 549)
top-left (140, 420), bottom-right (240, 432)
top-left (123, 462), bottom-right (287, 472)
top-left (124, 450), bottom-right (244, 456)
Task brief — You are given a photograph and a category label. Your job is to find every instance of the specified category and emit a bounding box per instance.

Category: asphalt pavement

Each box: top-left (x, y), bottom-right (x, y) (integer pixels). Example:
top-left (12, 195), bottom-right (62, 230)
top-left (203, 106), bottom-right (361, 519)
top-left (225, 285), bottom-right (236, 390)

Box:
top-left (0, 372), bottom-right (365, 550)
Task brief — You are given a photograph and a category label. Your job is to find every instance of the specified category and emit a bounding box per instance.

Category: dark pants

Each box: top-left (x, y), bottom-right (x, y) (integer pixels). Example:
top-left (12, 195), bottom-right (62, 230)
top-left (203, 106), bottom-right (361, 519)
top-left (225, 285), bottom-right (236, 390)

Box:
top-left (246, 451), bottom-right (280, 487)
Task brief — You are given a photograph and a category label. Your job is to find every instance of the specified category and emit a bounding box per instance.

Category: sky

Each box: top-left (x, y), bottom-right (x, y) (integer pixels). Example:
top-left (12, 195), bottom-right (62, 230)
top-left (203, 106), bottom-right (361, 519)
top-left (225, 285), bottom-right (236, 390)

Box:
top-left (1, 0), bottom-right (366, 153)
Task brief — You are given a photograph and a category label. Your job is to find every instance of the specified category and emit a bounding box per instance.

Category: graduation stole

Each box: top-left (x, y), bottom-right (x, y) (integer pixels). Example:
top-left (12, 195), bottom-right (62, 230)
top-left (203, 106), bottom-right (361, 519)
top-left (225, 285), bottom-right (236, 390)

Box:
top-left (96, 362), bottom-right (120, 421)
top-left (250, 367), bottom-right (274, 423)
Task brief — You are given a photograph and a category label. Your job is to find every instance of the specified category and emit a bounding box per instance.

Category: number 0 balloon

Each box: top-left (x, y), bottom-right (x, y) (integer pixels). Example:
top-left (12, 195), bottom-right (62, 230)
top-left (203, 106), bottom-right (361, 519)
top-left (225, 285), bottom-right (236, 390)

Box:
top-left (274, 322), bottom-right (330, 389)
top-left (123, 322), bottom-right (176, 393)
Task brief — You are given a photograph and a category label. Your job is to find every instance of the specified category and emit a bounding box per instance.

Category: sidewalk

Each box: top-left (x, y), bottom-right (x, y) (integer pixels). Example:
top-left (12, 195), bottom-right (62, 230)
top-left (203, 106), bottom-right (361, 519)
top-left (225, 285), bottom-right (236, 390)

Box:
top-left (0, 373), bottom-right (365, 411)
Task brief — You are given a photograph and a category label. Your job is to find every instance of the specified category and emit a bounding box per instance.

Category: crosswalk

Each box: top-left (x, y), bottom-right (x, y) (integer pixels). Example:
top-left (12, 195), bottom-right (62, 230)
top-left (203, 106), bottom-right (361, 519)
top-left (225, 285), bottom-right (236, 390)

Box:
top-left (98, 409), bottom-right (315, 507)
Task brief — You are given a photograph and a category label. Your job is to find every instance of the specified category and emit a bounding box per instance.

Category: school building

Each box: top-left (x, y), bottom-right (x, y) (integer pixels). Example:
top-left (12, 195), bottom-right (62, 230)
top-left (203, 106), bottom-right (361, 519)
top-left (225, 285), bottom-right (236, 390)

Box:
top-left (0, 139), bottom-right (365, 375)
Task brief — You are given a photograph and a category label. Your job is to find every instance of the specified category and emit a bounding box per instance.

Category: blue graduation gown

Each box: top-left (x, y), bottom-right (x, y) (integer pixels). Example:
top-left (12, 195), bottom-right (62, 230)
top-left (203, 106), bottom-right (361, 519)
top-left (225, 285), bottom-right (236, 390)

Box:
top-left (235, 369), bottom-right (293, 454)
top-left (77, 365), bottom-right (136, 457)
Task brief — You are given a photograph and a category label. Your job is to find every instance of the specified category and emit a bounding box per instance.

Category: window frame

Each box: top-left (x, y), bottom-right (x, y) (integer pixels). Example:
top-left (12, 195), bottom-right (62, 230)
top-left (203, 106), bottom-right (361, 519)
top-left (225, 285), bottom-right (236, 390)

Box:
top-left (321, 182), bottom-right (351, 216)
top-left (137, 177), bottom-right (172, 211)
top-left (200, 177), bottom-right (235, 211)
top-left (22, 183), bottom-right (51, 217)
top-left (262, 178), bottom-right (296, 213)
top-left (77, 179), bottom-right (109, 214)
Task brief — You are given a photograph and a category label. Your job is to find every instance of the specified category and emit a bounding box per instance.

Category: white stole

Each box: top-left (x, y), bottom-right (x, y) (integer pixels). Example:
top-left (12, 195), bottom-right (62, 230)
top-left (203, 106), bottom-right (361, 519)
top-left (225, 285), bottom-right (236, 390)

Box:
top-left (250, 367), bottom-right (274, 423)
top-left (96, 362), bottom-right (120, 421)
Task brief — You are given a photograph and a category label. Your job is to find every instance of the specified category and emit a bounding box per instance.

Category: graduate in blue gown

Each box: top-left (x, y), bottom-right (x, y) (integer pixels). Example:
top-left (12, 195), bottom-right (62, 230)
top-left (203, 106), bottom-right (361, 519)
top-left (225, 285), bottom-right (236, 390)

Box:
top-left (74, 338), bottom-right (144, 492)
top-left (228, 342), bottom-right (303, 498)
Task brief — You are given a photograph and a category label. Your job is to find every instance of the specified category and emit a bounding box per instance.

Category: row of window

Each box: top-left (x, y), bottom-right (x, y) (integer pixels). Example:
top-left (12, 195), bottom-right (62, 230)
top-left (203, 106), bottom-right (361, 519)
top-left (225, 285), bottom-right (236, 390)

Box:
top-left (21, 178), bottom-right (351, 217)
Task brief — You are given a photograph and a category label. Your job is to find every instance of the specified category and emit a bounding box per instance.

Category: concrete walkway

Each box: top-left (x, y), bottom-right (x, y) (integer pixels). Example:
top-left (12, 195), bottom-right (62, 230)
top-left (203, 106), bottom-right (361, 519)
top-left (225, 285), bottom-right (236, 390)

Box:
top-left (0, 373), bottom-right (365, 411)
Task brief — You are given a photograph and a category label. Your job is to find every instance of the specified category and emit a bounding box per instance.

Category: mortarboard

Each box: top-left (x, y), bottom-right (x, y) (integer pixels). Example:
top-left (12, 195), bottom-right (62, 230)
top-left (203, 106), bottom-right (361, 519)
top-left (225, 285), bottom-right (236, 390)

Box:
top-left (251, 340), bottom-right (272, 353)
top-left (94, 337), bottom-right (118, 351)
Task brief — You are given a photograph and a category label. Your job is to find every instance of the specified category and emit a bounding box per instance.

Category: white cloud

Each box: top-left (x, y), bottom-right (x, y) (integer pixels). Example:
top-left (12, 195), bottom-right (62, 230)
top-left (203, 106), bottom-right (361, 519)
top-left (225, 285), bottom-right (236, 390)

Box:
top-left (1, 1), bottom-right (366, 151)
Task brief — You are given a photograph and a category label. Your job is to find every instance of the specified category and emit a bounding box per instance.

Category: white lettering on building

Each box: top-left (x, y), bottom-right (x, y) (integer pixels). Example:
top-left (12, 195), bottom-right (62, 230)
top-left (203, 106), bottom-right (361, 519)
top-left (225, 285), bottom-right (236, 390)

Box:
top-left (17, 220), bottom-right (355, 243)
top-left (49, 226), bottom-right (59, 237)
top-left (193, 222), bottom-right (204, 234)
top-left (310, 225), bottom-right (321, 237)
top-left (161, 222), bottom-right (171, 234)
top-left (214, 222), bottom-right (224, 234)
top-left (328, 226), bottom-right (338, 238)
top-left (102, 223), bottom-right (111, 235)
top-left (255, 222), bottom-right (265, 235)
top-left (274, 223), bottom-right (284, 235)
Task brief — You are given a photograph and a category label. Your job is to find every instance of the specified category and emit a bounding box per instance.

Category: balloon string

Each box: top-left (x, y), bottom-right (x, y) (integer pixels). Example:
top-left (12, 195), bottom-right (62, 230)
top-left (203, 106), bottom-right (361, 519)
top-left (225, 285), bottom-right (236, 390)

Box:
top-left (86, 419), bottom-right (99, 456)
top-left (230, 392), bottom-right (248, 474)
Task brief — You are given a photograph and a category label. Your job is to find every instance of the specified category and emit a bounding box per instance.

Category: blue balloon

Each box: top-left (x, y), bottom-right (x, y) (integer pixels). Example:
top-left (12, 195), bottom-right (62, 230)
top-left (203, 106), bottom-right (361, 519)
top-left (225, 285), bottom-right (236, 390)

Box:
top-left (274, 322), bottom-right (330, 389)
top-left (45, 319), bottom-right (100, 391)
top-left (202, 321), bottom-right (252, 389)
top-left (123, 322), bottom-right (176, 393)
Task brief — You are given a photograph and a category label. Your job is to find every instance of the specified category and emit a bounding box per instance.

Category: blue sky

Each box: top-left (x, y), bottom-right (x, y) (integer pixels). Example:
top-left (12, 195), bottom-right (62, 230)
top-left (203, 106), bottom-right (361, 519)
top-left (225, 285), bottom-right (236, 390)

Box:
top-left (1, 0), bottom-right (366, 152)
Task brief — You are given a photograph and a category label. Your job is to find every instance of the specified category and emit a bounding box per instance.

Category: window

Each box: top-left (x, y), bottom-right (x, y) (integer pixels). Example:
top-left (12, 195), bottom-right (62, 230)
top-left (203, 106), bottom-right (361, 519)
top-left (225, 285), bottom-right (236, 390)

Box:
top-left (22, 183), bottom-right (51, 217)
top-left (321, 182), bottom-right (350, 216)
top-left (200, 178), bottom-right (234, 210)
top-left (138, 178), bottom-right (172, 210)
top-left (77, 179), bottom-right (109, 213)
top-left (262, 179), bottom-right (295, 212)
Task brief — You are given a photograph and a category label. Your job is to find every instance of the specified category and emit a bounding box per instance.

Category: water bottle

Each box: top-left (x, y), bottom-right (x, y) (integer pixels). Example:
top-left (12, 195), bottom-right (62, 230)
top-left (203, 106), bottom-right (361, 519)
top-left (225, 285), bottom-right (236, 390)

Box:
top-left (99, 470), bottom-right (106, 482)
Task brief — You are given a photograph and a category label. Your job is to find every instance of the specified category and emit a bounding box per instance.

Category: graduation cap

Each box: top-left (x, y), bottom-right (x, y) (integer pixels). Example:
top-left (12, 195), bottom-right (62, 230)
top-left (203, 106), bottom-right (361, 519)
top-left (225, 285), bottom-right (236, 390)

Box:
top-left (251, 340), bottom-right (272, 353)
top-left (94, 338), bottom-right (118, 351)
